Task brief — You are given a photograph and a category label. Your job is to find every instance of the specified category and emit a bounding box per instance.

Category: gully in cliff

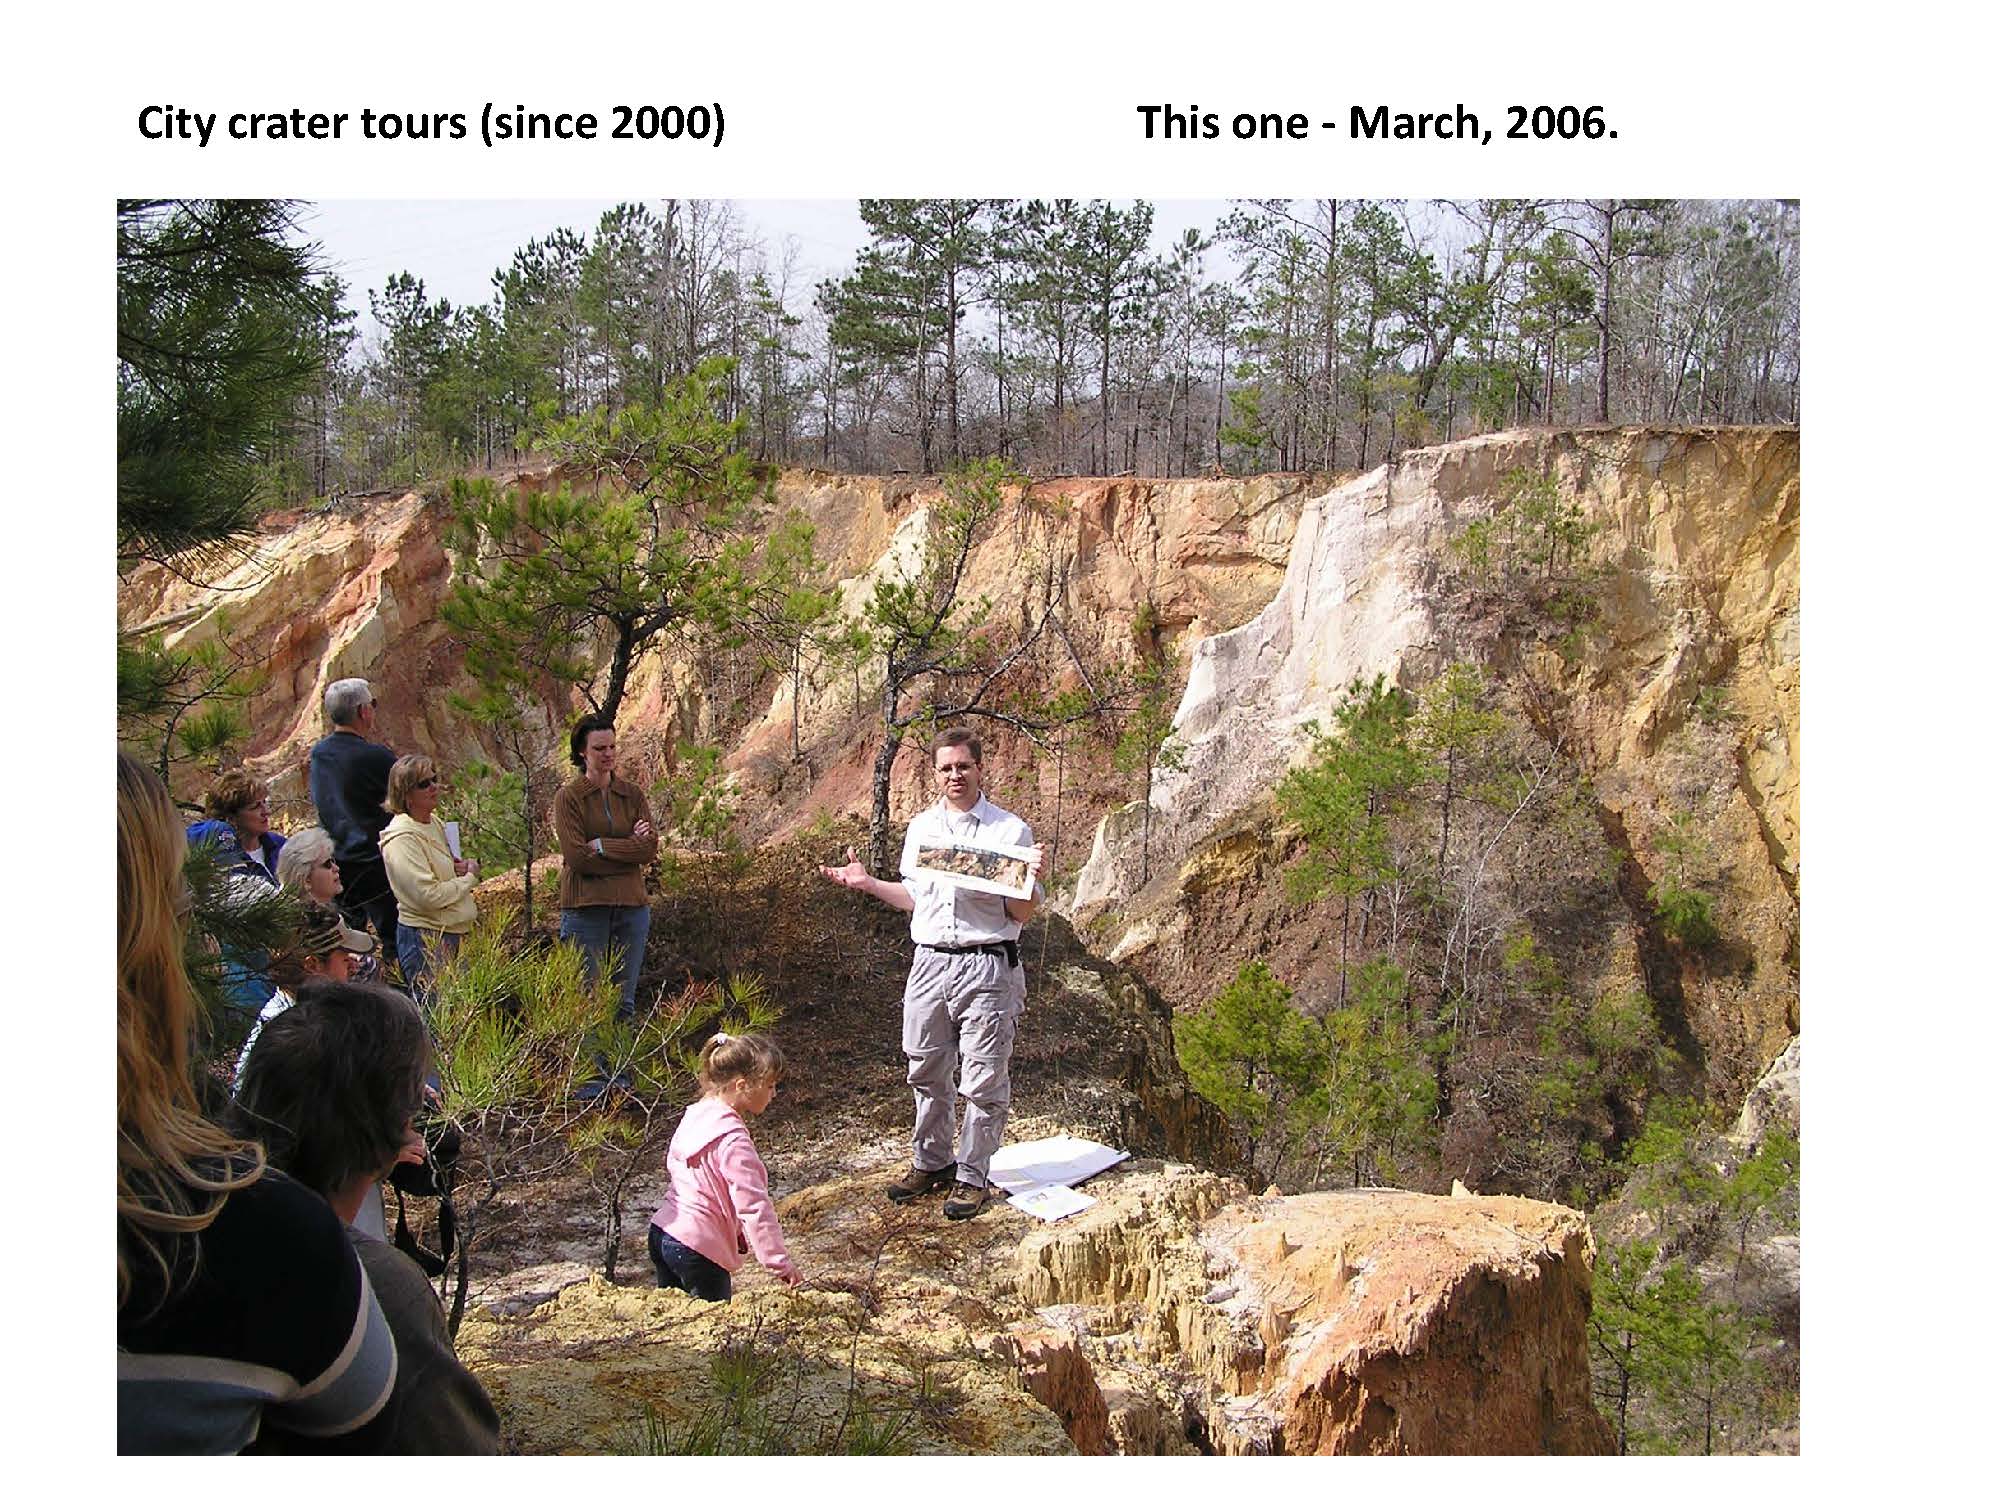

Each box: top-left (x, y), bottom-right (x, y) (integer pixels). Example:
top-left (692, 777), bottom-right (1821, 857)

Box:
top-left (818, 727), bottom-right (1046, 1222)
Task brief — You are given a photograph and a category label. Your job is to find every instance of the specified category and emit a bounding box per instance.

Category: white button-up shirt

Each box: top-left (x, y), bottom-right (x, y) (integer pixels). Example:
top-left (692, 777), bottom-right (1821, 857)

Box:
top-left (899, 793), bottom-right (1035, 947)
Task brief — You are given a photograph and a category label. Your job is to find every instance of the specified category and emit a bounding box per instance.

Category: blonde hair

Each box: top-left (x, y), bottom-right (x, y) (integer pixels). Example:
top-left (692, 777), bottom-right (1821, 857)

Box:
top-left (118, 753), bottom-right (264, 1309)
top-left (698, 1031), bottom-right (784, 1093)
top-left (384, 754), bottom-right (438, 815)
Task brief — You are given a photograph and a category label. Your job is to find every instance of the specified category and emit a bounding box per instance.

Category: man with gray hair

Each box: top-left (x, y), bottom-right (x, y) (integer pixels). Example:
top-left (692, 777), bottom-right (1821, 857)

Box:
top-left (309, 678), bottom-right (401, 956)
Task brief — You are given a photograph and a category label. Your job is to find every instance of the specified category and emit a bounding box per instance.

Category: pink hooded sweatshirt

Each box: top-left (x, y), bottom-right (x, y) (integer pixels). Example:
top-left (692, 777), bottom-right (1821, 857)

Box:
top-left (649, 1097), bottom-right (797, 1281)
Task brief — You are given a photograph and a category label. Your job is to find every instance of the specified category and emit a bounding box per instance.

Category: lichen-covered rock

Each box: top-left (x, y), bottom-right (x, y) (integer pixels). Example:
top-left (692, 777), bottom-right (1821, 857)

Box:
top-left (455, 1266), bottom-right (1077, 1456)
top-left (450, 1160), bottom-right (1609, 1456)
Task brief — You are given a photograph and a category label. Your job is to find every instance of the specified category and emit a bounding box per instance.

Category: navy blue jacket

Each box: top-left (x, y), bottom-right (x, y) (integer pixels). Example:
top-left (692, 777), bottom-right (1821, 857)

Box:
top-left (308, 731), bottom-right (398, 866)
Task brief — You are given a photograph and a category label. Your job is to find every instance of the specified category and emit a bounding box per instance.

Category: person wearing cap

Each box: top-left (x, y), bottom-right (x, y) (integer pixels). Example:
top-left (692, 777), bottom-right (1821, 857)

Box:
top-left (310, 678), bottom-right (402, 957)
top-left (817, 726), bottom-right (1046, 1222)
top-left (278, 827), bottom-right (385, 982)
top-left (232, 899), bottom-right (379, 1092)
top-left (232, 898), bottom-right (399, 1241)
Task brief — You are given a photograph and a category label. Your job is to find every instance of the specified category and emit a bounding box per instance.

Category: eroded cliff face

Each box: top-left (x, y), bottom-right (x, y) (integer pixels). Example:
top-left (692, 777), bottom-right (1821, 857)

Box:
top-left (116, 470), bottom-right (1310, 846)
top-left (456, 1163), bottom-right (1609, 1456)
top-left (119, 490), bottom-right (472, 812)
top-left (114, 439), bottom-right (1797, 1452)
top-left (1073, 427), bottom-right (1799, 1095)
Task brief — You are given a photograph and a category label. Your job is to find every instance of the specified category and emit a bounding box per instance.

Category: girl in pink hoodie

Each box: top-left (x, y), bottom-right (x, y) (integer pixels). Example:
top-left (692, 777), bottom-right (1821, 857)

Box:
top-left (648, 1032), bottom-right (803, 1300)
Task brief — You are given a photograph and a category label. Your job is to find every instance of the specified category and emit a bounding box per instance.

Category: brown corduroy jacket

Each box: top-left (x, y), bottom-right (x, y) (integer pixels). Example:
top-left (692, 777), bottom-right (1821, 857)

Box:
top-left (553, 774), bottom-right (659, 908)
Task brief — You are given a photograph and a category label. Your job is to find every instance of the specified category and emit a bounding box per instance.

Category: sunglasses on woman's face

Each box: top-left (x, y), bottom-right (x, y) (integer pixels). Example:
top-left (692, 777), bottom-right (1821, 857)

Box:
top-left (318, 858), bottom-right (337, 871)
top-left (414, 778), bottom-right (438, 791)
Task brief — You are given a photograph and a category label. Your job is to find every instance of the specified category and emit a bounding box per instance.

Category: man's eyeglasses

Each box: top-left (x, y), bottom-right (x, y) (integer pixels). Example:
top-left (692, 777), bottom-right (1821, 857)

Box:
top-left (937, 764), bottom-right (976, 776)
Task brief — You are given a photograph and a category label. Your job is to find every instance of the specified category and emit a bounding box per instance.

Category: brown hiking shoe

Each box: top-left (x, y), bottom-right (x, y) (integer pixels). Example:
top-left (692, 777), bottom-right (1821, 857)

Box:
top-left (942, 1181), bottom-right (990, 1221)
top-left (886, 1164), bottom-right (955, 1204)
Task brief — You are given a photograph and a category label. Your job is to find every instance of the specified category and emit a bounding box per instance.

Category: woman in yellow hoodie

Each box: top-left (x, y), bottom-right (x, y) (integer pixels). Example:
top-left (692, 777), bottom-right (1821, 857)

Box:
top-left (379, 755), bottom-right (478, 1001)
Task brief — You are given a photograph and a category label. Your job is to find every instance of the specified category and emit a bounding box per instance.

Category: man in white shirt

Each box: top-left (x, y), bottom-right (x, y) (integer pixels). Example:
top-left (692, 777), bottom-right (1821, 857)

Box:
top-left (819, 727), bottom-right (1045, 1220)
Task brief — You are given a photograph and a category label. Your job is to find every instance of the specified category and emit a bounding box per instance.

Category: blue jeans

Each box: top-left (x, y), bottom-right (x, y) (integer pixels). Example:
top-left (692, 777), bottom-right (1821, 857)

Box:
top-left (560, 904), bottom-right (651, 1020)
top-left (650, 1225), bottom-right (731, 1301)
top-left (395, 926), bottom-right (461, 1003)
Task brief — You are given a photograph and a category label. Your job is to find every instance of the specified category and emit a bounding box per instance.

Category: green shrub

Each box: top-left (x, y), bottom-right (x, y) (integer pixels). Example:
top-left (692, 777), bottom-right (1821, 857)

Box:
top-left (1652, 879), bottom-right (1718, 946)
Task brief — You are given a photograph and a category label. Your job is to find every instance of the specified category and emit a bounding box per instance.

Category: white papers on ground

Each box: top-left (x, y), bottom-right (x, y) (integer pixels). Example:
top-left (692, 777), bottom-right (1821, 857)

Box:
top-left (1008, 1184), bottom-right (1097, 1222)
top-left (987, 1134), bottom-right (1129, 1195)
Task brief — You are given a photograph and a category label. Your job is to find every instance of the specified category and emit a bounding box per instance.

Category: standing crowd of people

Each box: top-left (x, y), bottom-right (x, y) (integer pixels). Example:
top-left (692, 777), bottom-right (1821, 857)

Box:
top-left (118, 672), bottom-right (1046, 1451)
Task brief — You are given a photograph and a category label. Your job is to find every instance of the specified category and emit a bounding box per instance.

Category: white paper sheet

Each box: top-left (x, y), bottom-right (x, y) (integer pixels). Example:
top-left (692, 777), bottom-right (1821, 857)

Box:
top-left (910, 834), bottom-right (1037, 900)
top-left (986, 1134), bottom-right (1129, 1194)
top-left (444, 820), bottom-right (462, 859)
top-left (1008, 1184), bottom-right (1096, 1222)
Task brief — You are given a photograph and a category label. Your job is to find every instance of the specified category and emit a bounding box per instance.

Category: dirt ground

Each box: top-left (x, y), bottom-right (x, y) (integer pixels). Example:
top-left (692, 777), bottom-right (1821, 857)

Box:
top-left (418, 822), bottom-right (1214, 1298)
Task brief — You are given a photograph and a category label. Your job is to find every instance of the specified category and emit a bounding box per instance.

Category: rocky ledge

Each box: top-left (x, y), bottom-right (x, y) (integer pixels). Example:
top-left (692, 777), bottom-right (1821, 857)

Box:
top-left (457, 1161), bottom-right (1610, 1455)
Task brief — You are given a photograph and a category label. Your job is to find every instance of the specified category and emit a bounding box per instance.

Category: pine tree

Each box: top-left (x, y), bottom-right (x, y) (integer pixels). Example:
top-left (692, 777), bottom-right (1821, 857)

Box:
top-left (1309, 955), bottom-right (1439, 1186)
top-left (855, 456), bottom-right (1036, 871)
top-left (739, 510), bottom-right (838, 761)
top-left (1110, 610), bottom-right (1187, 883)
top-left (1173, 960), bottom-right (1324, 1176)
top-left (1071, 200), bottom-right (1158, 475)
top-left (1278, 675), bottom-right (1428, 997)
top-left (117, 199), bottom-right (324, 564)
top-left (1415, 663), bottom-right (1505, 882)
top-left (1004, 200), bottom-right (1092, 470)
top-left (116, 620), bottom-right (267, 795)
top-left (442, 357), bottom-right (774, 724)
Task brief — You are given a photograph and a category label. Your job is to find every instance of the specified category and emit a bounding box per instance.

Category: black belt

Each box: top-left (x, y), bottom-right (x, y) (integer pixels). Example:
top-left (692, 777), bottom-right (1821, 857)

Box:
top-left (920, 940), bottom-right (1019, 968)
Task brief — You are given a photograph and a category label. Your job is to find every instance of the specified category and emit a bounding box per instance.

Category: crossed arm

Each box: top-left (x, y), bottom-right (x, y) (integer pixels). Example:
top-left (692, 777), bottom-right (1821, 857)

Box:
top-left (554, 789), bottom-right (658, 872)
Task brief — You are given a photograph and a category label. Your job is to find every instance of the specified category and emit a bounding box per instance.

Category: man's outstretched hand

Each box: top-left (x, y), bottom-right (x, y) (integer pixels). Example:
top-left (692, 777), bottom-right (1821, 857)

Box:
top-left (818, 846), bottom-right (870, 890)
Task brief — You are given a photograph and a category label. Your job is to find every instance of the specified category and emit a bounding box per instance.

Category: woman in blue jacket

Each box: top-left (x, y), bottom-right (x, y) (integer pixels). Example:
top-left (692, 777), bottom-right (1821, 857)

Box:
top-left (186, 768), bottom-right (289, 1015)
top-left (186, 768), bottom-right (287, 886)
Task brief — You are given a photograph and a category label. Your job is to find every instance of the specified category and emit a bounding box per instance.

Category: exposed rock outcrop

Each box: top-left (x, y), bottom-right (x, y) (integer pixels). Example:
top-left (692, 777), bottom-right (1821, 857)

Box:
top-left (1074, 427), bottom-right (1799, 1093)
top-left (116, 470), bottom-right (1310, 849)
top-left (1729, 1034), bottom-right (1800, 1152)
top-left (1013, 1168), bottom-right (1613, 1455)
top-left (455, 1163), bottom-right (1609, 1456)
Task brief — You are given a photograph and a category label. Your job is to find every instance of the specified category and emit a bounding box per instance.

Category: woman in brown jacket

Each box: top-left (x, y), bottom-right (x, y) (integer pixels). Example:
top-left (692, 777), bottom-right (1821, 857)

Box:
top-left (553, 714), bottom-right (660, 1021)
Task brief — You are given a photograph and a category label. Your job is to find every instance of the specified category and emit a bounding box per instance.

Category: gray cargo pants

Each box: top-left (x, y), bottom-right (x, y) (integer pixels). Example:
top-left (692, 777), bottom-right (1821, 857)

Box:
top-left (902, 944), bottom-right (1025, 1189)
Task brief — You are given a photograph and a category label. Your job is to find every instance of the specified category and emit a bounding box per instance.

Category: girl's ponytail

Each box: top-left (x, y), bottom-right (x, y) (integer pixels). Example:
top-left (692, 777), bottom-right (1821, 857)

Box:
top-left (698, 1030), bottom-right (783, 1091)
